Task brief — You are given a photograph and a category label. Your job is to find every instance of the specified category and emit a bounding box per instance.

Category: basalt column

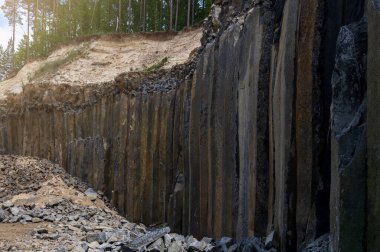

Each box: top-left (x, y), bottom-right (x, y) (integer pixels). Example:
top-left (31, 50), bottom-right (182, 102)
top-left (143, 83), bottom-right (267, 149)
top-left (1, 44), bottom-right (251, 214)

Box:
top-left (330, 18), bottom-right (367, 252)
top-left (367, 0), bottom-right (380, 251)
top-left (271, 0), bottom-right (298, 250)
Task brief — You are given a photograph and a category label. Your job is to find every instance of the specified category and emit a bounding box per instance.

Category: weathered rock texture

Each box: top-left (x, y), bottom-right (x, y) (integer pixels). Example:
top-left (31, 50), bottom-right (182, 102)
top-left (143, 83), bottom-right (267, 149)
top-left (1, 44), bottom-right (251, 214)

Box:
top-left (0, 0), bottom-right (377, 251)
top-left (330, 17), bottom-right (367, 252)
top-left (367, 1), bottom-right (380, 252)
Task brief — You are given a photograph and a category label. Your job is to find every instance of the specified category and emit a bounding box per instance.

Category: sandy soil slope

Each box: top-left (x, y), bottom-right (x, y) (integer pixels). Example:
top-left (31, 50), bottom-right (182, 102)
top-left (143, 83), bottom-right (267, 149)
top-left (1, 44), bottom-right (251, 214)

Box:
top-left (0, 28), bottom-right (202, 100)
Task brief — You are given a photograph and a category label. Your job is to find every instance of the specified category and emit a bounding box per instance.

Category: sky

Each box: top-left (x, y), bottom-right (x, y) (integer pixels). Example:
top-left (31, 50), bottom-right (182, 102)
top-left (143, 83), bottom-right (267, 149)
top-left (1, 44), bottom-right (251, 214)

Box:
top-left (0, 0), bottom-right (26, 49)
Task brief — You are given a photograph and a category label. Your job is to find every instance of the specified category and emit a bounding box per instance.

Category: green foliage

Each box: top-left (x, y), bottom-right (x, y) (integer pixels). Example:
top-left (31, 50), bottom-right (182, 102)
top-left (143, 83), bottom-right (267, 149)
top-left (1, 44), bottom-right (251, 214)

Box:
top-left (13, 36), bottom-right (28, 70)
top-left (0, 39), bottom-right (14, 81)
top-left (32, 48), bottom-right (85, 80)
top-left (143, 57), bottom-right (168, 72)
top-left (0, 0), bottom-right (211, 74)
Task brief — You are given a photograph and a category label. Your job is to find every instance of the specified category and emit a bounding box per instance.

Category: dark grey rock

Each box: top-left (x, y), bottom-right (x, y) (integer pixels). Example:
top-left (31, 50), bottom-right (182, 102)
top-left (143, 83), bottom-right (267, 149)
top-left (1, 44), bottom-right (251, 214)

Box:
top-left (22, 215), bottom-right (32, 222)
top-left (9, 215), bottom-right (20, 223)
top-left (367, 1), bottom-right (380, 250)
top-left (185, 235), bottom-right (197, 245)
top-left (215, 237), bottom-right (234, 251)
top-left (164, 234), bottom-right (173, 247)
top-left (69, 214), bottom-right (80, 221)
top-left (82, 226), bottom-right (93, 232)
top-left (55, 214), bottom-right (63, 222)
top-left (72, 243), bottom-right (89, 252)
top-left (167, 241), bottom-right (184, 252)
top-left (189, 240), bottom-right (208, 251)
top-left (237, 237), bottom-right (265, 252)
top-left (55, 247), bottom-right (68, 252)
top-left (373, 0), bottom-right (380, 11)
top-left (127, 227), bottom-right (170, 249)
top-left (0, 209), bottom-right (8, 221)
top-left (33, 228), bottom-right (49, 235)
top-left (330, 17), bottom-right (367, 252)
top-left (99, 242), bottom-right (113, 251)
top-left (107, 231), bottom-right (130, 243)
top-left (87, 232), bottom-right (107, 244)
top-left (147, 238), bottom-right (164, 251)
top-left (43, 215), bottom-right (56, 222)
top-left (85, 188), bottom-right (98, 201)
top-left (264, 231), bottom-right (274, 249)
top-left (46, 198), bottom-right (64, 207)
top-left (228, 244), bottom-right (238, 252)
top-left (201, 237), bottom-right (213, 244)
top-left (302, 233), bottom-right (329, 252)
top-left (88, 241), bottom-right (100, 249)
top-left (2, 201), bottom-right (13, 208)
top-left (44, 232), bottom-right (60, 240)
top-left (32, 217), bottom-right (42, 223)
top-left (10, 207), bottom-right (20, 216)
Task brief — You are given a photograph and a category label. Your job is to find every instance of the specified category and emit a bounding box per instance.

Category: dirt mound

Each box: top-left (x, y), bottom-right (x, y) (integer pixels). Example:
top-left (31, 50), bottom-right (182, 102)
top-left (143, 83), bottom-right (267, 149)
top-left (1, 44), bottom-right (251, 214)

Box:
top-left (0, 29), bottom-right (202, 100)
top-left (0, 156), bottom-right (90, 202)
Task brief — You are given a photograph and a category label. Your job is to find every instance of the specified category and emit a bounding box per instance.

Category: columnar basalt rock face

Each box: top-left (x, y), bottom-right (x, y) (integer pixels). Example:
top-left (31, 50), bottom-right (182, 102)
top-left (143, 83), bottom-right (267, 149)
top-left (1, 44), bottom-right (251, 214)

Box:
top-left (367, 1), bottom-right (380, 251)
top-left (330, 17), bottom-right (367, 252)
top-left (0, 0), bottom-right (378, 251)
top-left (270, 0), bottom-right (299, 249)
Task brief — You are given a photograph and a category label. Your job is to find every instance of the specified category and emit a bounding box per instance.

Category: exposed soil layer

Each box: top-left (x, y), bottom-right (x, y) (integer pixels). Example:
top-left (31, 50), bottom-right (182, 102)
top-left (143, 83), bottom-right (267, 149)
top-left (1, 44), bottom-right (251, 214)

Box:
top-left (0, 28), bottom-right (202, 100)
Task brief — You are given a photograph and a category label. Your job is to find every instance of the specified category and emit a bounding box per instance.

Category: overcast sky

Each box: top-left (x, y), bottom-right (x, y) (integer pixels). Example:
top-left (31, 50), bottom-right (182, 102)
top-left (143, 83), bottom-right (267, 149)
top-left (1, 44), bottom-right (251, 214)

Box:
top-left (0, 0), bottom-right (26, 49)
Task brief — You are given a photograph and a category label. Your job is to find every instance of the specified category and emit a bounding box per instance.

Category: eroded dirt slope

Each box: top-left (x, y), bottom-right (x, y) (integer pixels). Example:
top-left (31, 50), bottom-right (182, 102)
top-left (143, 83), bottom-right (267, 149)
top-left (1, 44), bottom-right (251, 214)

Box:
top-left (0, 28), bottom-right (202, 100)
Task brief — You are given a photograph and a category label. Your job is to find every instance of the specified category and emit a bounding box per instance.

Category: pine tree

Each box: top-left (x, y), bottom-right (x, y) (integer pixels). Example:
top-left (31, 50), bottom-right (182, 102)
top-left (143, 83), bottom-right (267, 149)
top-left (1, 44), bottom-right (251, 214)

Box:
top-left (0, 39), bottom-right (14, 80)
top-left (0, 45), bottom-right (5, 81)
top-left (1, 0), bottom-right (212, 70)
top-left (13, 35), bottom-right (28, 70)
top-left (1, 0), bottom-right (24, 68)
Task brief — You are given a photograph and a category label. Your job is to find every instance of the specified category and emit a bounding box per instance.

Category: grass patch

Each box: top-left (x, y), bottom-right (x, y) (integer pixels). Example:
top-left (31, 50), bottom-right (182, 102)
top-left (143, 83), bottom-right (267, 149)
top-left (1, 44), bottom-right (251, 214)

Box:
top-left (31, 48), bottom-right (85, 81)
top-left (143, 57), bottom-right (168, 72)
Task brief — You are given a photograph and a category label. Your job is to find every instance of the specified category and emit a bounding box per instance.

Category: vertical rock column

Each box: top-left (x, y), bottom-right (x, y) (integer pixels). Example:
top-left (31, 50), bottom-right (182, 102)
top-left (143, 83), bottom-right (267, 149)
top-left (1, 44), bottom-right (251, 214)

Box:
top-left (295, 0), bottom-right (323, 248)
top-left (236, 6), bottom-right (272, 239)
top-left (367, 0), bottom-right (380, 251)
top-left (330, 18), bottom-right (367, 252)
top-left (271, 0), bottom-right (299, 250)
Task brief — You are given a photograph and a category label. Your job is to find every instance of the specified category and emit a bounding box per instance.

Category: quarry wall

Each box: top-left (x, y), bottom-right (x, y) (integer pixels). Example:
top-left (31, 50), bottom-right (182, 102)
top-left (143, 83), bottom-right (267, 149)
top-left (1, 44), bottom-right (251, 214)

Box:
top-left (0, 0), bottom-right (379, 251)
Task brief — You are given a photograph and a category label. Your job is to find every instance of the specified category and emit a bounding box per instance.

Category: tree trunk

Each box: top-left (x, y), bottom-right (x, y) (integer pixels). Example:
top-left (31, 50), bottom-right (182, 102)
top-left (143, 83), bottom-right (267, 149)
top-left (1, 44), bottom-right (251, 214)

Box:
top-left (143, 0), bottom-right (146, 32)
top-left (154, 0), bottom-right (158, 31)
top-left (169, 0), bottom-right (173, 30)
top-left (187, 0), bottom-right (190, 27)
top-left (139, 0), bottom-right (143, 31)
top-left (159, 0), bottom-right (163, 31)
top-left (191, 0), bottom-right (194, 25)
top-left (128, 0), bottom-right (132, 32)
top-left (26, 0), bottom-right (30, 61)
top-left (117, 0), bottom-right (121, 32)
top-left (12, 0), bottom-right (16, 67)
top-left (68, 0), bottom-right (71, 38)
top-left (175, 0), bottom-right (179, 31)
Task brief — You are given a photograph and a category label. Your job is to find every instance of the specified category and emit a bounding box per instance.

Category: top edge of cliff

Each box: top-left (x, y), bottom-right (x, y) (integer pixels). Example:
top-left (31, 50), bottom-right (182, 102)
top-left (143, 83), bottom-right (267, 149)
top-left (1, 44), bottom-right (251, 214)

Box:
top-left (0, 28), bottom-right (203, 100)
top-left (0, 0), bottom-right (256, 103)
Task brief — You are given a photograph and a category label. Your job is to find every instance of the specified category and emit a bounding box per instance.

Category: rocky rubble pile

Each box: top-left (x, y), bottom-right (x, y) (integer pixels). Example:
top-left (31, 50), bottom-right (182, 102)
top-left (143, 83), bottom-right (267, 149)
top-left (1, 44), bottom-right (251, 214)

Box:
top-left (0, 156), bottom-right (216, 251)
top-left (0, 155), bottom-right (275, 252)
